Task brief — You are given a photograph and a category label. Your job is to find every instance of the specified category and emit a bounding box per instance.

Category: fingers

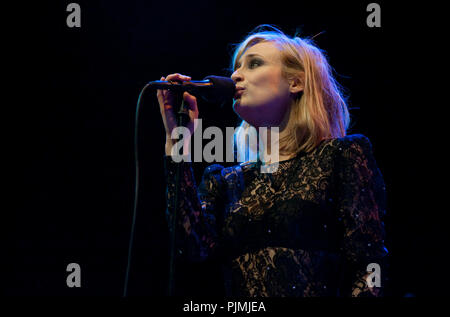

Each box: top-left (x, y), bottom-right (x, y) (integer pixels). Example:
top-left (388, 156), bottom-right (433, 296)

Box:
top-left (156, 73), bottom-right (198, 117)
top-left (183, 91), bottom-right (198, 113)
top-left (165, 73), bottom-right (191, 82)
top-left (156, 73), bottom-right (191, 100)
top-left (156, 76), bottom-right (166, 101)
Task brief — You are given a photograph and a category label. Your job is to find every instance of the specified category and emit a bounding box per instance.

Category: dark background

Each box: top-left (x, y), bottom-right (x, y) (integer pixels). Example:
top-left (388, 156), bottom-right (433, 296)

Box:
top-left (8, 0), bottom-right (445, 297)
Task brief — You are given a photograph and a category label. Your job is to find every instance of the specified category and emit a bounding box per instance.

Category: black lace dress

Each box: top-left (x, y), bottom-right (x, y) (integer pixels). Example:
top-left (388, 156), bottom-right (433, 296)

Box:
top-left (164, 134), bottom-right (388, 297)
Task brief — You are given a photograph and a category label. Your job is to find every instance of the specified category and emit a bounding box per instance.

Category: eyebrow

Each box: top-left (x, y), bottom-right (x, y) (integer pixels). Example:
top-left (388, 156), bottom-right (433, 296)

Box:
top-left (235, 53), bottom-right (264, 67)
top-left (243, 53), bottom-right (263, 59)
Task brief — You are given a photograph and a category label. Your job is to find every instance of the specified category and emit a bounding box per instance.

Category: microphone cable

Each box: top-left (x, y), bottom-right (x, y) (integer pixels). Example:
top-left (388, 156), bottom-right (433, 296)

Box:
top-left (123, 83), bottom-right (150, 297)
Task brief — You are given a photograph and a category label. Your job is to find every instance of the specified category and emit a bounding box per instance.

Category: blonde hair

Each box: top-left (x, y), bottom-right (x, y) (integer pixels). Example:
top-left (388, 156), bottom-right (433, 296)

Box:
top-left (231, 25), bottom-right (350, 161)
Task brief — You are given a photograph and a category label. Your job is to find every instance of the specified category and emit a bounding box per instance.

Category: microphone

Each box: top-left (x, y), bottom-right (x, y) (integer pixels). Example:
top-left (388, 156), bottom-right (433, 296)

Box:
top-left (148, 75), bottom-right (236, 105)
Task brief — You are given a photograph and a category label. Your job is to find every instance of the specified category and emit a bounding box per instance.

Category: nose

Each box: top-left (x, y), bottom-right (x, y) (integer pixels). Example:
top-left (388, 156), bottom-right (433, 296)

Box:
top-left (231, 69), bottom-right (243, 83)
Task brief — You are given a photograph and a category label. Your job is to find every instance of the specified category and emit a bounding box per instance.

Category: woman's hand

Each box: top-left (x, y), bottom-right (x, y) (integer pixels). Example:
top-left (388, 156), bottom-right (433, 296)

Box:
top-left (156, 73), bottom-right (199, 156)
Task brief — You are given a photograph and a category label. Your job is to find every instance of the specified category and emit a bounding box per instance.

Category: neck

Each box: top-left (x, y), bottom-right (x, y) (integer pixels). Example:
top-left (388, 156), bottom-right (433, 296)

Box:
top-left (258, 105), bottom-right (294, 165)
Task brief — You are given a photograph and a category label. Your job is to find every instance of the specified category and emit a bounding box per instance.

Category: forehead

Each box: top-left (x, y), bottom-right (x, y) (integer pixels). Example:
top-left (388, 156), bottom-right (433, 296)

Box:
top-left (239, 41), bottom-right (281, 62)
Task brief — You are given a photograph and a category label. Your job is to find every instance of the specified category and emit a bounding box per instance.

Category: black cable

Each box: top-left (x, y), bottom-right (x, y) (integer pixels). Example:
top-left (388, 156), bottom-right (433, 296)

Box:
top-left (123, 83), bottom-right (149, 297)
top-left (124, 84), bottom-right (188, 296)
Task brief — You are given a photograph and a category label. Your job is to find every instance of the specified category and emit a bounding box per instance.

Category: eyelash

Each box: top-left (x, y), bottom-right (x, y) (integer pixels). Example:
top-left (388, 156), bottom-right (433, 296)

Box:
top-left (249, 59), bottom-right (262, 69)
top-left (235, 58), bottom-right (263, 71)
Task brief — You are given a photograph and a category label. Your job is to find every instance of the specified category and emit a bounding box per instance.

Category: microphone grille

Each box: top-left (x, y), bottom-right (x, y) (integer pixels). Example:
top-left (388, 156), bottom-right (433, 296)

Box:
top-left (203, 75), bottom-right (236, 105)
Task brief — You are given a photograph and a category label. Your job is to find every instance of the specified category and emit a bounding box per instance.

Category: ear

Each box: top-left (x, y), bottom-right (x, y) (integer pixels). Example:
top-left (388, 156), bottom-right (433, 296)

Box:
top-left (288, 76), bottom-right (303, 94)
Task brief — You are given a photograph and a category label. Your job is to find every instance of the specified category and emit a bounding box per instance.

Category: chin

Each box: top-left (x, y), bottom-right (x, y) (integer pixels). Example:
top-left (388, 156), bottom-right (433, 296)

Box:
top-left (233, 102), bottom-right (262, 125)
top-left (232, 99), bottom-right (243, 112)
top-left (233, 99), bottom-right (251, 114)
top-left (233, 98), bottom-right (255, 111)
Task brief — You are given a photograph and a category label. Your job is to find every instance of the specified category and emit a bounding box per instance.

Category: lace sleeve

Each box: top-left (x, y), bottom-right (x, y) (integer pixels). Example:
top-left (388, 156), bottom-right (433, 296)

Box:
top-left (164, 156), bottom-right (225, 262)
top-left (335, 135), bottom-right (388, 297)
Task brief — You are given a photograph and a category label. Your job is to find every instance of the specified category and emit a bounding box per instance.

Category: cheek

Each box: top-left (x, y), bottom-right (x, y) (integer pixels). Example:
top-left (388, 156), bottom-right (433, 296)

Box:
top-left (250, 72), bottom-right (289, 104)
top-left (251, 69), bottom-right (285, 92)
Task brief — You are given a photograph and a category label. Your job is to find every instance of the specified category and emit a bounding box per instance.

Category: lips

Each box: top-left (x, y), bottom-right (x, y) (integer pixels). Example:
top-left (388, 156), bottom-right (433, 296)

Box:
top-left (234, 87), bottom-right (245, 99)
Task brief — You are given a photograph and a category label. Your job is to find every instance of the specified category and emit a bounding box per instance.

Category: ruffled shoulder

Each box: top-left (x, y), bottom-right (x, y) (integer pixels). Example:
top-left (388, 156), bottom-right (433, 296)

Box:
top-left (334, 134), bottom-right (373, 153)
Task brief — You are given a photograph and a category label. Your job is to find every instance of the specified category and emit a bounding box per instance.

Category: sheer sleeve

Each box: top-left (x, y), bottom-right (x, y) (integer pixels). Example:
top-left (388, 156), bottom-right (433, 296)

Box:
top-left (335, 135), bottom-right (388, 297)
top-left (164, 156), bottom-right (225, 262)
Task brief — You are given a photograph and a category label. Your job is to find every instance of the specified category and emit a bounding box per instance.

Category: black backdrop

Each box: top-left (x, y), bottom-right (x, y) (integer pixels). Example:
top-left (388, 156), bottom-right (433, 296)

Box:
top-left (8, 0), bottom-right (445, 298)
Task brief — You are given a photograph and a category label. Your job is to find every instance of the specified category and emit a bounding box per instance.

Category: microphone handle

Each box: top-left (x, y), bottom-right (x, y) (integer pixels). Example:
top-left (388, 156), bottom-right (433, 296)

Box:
top-left (148, 80), bottom-right (213, 91)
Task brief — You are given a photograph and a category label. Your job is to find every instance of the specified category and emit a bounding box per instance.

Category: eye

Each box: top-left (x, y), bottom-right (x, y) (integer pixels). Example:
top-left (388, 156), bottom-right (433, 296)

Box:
top-left (249, 58), bottom-right (263, 69)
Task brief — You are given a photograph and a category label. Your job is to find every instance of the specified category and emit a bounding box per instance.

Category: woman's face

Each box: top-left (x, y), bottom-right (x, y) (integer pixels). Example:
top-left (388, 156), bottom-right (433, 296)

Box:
top-left (231, 41), bottom-right (300, 128)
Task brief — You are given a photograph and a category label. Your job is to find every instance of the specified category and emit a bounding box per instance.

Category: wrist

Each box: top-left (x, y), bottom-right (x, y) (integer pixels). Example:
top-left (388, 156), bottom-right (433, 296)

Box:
top-left (165, 140), bottom-right (173, 156)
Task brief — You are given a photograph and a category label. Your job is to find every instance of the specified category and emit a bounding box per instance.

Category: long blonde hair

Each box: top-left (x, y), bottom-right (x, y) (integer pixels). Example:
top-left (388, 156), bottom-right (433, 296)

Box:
top-left (231, 25), bottom-right (350, 161)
